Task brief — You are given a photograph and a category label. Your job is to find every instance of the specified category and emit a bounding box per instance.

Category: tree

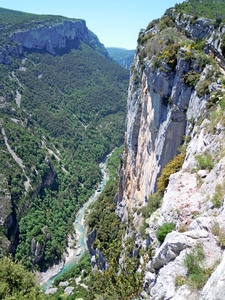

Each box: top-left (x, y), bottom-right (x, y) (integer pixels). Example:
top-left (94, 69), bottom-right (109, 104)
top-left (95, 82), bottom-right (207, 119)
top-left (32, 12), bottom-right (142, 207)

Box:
top-left (0, 256), bottom-right (45, 300)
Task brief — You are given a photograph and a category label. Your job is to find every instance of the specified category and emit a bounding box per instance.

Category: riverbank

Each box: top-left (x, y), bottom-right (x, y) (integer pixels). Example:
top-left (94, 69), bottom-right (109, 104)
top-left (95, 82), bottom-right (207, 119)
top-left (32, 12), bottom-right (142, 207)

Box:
top-left (36, 159), bottom-right (109, 290)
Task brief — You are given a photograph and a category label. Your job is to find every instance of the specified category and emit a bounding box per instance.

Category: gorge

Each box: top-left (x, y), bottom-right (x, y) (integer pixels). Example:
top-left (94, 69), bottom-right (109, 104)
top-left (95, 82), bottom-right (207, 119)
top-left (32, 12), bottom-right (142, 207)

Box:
top-left (1, 1), bottom-right (225, 300)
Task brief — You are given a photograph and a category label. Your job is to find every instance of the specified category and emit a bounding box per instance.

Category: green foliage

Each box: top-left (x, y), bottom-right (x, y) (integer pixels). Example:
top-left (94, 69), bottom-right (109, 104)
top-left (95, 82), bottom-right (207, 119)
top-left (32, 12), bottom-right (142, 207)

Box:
top-left (86, 148), bottom-right (146, 299)
top-left (182, 70), bottom-right (201, 89)
top-left (138, 32), bottom-right (155, 46)
top-left (141, 192), bottom-right (162, 219)
top-left (162, 43), bottom-right (180, 70)
top-left (50, 252), bottom-right (91, 299)
top-left (195, 151), bottom-right (214, 171)
top-left (0, 256), bottom-right (45, 299)
top-left (159, 16), bottom-right (175, 32)
top-left (196, 79), bottom-right (210, 98)
top-left (211, 222), bottom-right (225, 247)
top-left (139, 192), bottom-right (162, 237)
top-left (87, 236), bottom-right (144, 300)
top-left (157, 153), bottom-right (185, 194)
top-left (156, 223), bottom-right (175, 243)
top-left (211, 184), bottom-right (224, 208)
top-left (142, 27), bottom-right (187, 66)
top-left (87, 147), bottom-right (124, 253)
top-left (0, 16), bottom-right (129, 269)
top-left (184, 243), bottom-right (213, 290)
top-left (174, 0), bottom-right (225, 21)
top-left (146, 18), bottom-right (159, 31)
top-left (206, 90), bottom-right (225, 110)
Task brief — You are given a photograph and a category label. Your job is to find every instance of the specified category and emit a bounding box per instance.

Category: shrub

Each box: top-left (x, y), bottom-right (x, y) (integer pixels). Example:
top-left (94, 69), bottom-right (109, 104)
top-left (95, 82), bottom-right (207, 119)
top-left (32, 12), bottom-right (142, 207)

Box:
top-left (156, 222), bottom-right (175, 243)
top-left (182, 70), bottom-right (201, 89)
top-left (138, 32), bottom-right (155, 46)
top-left (184, 243), bottom-right (213, 290)
top-left (211, 184), bottom-right (224, 208)
top-left (157, 153), bottom-right (185, 194)
top-left (141, 192), bottom-right (162, 218)
top-left (163, 43), bottom-right (180, 70)
top-left (159, 16), bottom-right (175, 31)
top-left (196, 79), bottom-right (210, 97)
top-left (139, 192), bottom-right (162, 238)
top-left (195, 151), bottom-right (214, 171)
top-left (146, 18), bottom-right (159, 31)
top-left (211, 222), bottom-right (225, 247)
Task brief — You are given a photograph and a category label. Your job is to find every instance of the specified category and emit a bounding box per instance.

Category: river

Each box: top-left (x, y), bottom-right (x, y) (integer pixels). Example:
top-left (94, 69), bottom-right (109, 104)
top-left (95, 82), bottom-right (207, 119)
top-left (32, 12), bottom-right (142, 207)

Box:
top-left (39, 159), bottom-right (109, 290)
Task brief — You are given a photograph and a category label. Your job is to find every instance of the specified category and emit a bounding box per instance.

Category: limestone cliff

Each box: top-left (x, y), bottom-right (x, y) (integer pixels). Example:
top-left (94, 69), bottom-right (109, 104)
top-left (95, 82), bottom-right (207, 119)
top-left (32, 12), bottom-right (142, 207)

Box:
top-left (0, 18), bottom-right (110, 64)
top-left (116, 4), bottom-right (225, 300)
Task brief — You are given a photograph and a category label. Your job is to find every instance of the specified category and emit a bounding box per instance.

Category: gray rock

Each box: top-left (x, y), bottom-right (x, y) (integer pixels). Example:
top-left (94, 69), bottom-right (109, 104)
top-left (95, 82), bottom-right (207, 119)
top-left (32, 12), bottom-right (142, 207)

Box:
top-left (59, 280), bottom-right (69, 287)
top-left (197, 170), bottom-right (208, 178)
top-left (45, 288), bottom-right (58, 295)
top-left (200, 252), bottom-right (225, 300)
top-left (10, 20), bottom-right (109, 59)
top-left (151, 232), bottom-right (189, 269)
top-left (174, 285), bottom-right (199, 300)
top-left (64, 286), bottom-right (74, 295)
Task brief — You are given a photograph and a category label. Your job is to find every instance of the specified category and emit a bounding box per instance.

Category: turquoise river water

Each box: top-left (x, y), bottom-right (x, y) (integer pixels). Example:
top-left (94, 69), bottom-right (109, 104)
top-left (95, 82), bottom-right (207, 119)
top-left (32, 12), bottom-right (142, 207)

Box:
top-left (41, 160), bottom-right (109, 290)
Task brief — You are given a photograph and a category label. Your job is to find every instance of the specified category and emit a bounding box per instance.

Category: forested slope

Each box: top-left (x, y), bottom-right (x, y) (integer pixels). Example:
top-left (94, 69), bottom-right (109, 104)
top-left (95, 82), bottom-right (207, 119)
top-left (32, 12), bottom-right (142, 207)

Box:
top-left (0, 7), bottom-right (129, 271)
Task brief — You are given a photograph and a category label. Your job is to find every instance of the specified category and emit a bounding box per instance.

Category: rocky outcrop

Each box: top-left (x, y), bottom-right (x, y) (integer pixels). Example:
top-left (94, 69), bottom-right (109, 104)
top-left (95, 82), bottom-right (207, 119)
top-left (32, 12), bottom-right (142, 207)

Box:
top-left (0, 174), bottom-right (13, 252)
top-left (116, 49), bottom-right (199, 221)
top-left (1, 19), bottom-right (109, 64)
top-left (86, 228), bottom-right (107, 270)
top-left (116, 6), bottom-right (225, 300)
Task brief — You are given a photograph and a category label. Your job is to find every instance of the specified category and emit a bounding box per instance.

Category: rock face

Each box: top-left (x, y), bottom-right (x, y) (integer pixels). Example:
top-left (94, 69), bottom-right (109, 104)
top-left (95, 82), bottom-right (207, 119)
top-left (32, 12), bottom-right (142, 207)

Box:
top-left (86, 228), bottom-right (107, 270)
top-left (116, 7), bottom-right (225, 300)
top-left (117, 49), bottom-right (195, 221)
top-left (1, 19), bottom-right (109, 64)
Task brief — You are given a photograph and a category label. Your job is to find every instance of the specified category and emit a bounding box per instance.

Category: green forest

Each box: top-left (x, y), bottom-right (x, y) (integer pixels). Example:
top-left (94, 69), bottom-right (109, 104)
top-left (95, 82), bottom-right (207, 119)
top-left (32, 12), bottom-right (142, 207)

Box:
top-left (0, 7), bottom-right (129, 271)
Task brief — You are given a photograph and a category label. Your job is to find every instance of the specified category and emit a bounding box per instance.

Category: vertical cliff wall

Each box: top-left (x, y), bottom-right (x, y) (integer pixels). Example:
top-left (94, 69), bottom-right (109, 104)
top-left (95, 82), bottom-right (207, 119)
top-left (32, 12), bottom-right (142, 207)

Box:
top-left (116, 6), bottom-right (225, 299)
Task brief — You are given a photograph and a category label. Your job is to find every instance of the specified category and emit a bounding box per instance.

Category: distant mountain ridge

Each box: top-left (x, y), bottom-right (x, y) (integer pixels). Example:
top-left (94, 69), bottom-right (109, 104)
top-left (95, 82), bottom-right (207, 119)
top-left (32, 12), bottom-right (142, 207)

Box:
top-left (107, 47), bottom-right (135, 69)
top-left (0, 7), bottom-right (110, 64)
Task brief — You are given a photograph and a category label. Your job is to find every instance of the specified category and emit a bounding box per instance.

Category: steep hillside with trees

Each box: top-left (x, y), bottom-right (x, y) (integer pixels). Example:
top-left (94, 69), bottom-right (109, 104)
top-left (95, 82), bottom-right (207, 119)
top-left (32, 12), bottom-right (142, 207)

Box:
top-left (0, 7), bottom-right (129, 271)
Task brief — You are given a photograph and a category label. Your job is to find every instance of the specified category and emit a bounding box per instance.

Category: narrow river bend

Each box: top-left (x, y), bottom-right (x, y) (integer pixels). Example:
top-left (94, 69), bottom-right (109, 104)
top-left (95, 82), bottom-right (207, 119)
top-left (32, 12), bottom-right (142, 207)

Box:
top-left (39, 159), bottom-right (109, 290)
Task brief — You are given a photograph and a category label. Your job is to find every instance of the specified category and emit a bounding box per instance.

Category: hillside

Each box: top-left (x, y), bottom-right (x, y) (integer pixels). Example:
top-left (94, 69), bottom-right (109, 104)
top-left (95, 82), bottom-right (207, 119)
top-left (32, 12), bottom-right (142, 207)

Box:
top-left (3, 0), bottom-right (225, 299)
top-left (83, 0), bottom-right (225, 299)
top-left (0, 7), bottom-right (129, 272)
top-left (107, 47), bottom-right (135, 69)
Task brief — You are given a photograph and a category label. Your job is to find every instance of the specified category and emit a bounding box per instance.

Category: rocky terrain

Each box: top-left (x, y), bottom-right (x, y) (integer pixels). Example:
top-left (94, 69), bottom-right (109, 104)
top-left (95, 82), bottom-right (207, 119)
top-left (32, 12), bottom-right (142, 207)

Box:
top-left (113, 3), bottom-right (225, 299)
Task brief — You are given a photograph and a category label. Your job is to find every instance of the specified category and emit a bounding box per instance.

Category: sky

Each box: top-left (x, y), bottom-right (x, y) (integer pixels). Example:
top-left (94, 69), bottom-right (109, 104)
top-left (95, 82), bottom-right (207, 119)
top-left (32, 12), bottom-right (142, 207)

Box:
top-left (0, 0), bottom-right (183, 50)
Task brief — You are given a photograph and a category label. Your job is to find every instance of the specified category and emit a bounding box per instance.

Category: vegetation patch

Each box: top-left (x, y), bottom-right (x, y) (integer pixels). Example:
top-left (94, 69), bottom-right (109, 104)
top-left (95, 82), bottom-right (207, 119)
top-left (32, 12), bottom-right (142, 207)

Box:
top-left (182, 243), bottom-right (214, 290)
top-left (211, 222), bottom-right (225, 247)
top-left (174, 0), bottom-right (225, 21)
top-left (156, 223), bottom-right (175, 243)
top-left (157, 153), bottom-right (185, 194)
top-left (139, 192), bottom-right (162, 237)
top-left (211, 184), bottom-right (225, 208)
top-left (0, 256), bottom-right (44, 299)
top-left (195, 151), bottom-right (214, 171)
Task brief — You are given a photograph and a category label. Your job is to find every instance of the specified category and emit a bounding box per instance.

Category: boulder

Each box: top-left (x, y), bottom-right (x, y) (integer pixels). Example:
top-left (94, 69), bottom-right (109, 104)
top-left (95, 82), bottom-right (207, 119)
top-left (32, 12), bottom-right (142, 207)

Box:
top-left (151, 231), bottom-right (189, 269)
top-left (45, 287), bottom-right (58, 295)
top-left (64, 286), bottom-right (74, 295)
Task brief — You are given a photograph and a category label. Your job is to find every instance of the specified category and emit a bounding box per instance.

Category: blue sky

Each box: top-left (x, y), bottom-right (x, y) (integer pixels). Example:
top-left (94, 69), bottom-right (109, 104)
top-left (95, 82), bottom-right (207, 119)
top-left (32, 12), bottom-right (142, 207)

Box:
top-left (0, 0), bottom-right (183, 49)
